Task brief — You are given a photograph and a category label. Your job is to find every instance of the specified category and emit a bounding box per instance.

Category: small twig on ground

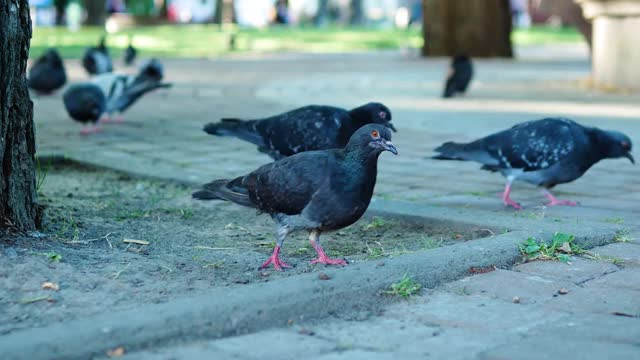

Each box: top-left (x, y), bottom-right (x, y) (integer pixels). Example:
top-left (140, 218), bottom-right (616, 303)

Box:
top-left (65, 232), bottom-right (113, 249)
top-left (193, 245), bottom-right (235, 250)
top-left (123, 238), bottom-right (150, 246)
top-left (20, 295), bottom-right (50, 304)
top-left (113, 263), bottom-right (130, 279)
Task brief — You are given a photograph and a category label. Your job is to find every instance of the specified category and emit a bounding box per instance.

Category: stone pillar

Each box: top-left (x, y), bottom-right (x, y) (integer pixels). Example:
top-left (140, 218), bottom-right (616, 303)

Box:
top-left (577, 0), bottom-right (640, 90)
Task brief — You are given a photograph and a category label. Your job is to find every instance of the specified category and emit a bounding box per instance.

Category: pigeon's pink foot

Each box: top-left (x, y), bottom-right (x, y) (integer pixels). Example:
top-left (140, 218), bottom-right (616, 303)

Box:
top-left (100, 115), bottom-right (111, 123)
top-left (259, 245), bottom-right (291, 271)
top-left (501, 182), bottom-right (521, 209)
top-left (544, 193), bottom-right (577, 207)
top-left (80, 128), bottom-right (92, 136)
top-left (310, 255), bottom-right (348, 266)
top-left (502, 197), bottom-right (522, 209)
top-left (91, 126), bottom-right (102, 133)
top-left (309, 240), bottom-right (347, 266)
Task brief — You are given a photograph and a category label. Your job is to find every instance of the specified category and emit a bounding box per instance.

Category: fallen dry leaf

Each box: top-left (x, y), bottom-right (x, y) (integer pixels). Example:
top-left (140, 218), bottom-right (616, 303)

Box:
top-left (558, 242), bottom-right (573, 254)
top-left (107, 347), bottom-right (125, 357)
top-left (41, 282), bottom-right (59, 291)
top-left (318, 273), bottom-right (331, 280)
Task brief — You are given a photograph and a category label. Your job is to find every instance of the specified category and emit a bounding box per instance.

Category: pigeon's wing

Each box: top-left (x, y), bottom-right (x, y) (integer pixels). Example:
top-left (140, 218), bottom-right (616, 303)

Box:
top-left (107, 78), bottom-right (171, 113)
top-left (242, 150), bottom-right (333, 215)
top-left (255, 106), bottom-right (345, 157)
top-left (481, 119), bottom-right (578, 171)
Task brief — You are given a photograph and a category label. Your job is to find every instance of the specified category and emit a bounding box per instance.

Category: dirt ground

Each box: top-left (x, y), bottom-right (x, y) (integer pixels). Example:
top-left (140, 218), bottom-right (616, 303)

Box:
top-left (0, 162), bottom-right (492, 335)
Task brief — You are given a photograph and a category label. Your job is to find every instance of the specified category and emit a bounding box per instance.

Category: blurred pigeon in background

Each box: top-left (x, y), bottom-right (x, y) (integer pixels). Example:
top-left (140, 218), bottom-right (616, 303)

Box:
top-left (203, 102), bottom-right (395, 160)
top-left (92, 58), bottom-right (171, 122)
top-left (28, 48), bottom-right (67, 95)
top-left (193, 124), bottom-right (398, 270)
top-left (82, 35), bottom-right (113, 76)
top-left (432, 118), bottom-right (634, 208)
top-left (123, 37), bottom-right (137, 66)
top-left (63, 83), bottom-right (106, 135)
top-left (443, 55), bottom-right (473, 98)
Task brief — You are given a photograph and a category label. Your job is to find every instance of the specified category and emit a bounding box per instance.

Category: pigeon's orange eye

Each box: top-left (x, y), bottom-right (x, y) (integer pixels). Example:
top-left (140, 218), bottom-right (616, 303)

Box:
top-left (371, 130), bottom-right (379, 138)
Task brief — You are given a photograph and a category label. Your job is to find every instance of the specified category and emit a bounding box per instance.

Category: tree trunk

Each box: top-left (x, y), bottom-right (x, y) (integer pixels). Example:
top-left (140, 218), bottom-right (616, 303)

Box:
top-left (0, 0), bottom-right (38, 231)
top-left (422, 0), bottom-right (513, 58)
top-left (350, 0), bottom-right (364, 25)
top-left (84, 0), bottom-right (106, 25)
top-left (314, 0), bottom-right (329, 26)
top-left (54, 0), bottom-right (67, 25)
top-left (213, 0), bottom-right (235, 25)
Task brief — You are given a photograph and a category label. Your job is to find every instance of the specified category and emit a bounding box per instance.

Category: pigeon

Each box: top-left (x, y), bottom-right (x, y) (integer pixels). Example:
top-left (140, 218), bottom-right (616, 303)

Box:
top-left (193, 124), bottom-right (398, 270)
top-left (203, 102), bottom-right (395, 160)
top-left (63, 83), bottom-right (106, 135)
top-left (27, 48), bottom-right (67, 95)
top-left (432, 118), bottom-right (634, 209)
top-left (443, 55), bottom-right (473, 98)
top-left (123, 38), bottom-right (137, 66)
top-left (82, 35), bottom-right (113, 76)
top-left (91, 59), bottom-right (171, 122)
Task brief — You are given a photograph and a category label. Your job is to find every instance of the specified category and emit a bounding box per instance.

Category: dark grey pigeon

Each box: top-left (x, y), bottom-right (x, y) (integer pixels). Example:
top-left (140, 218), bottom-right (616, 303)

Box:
top-left (203, 102), bottom-right (395, 160)
top-left (443, 55), bottom-right (473, 98)
top-left (193, 124), bottom-right (398, 270)
top-left (433, 118), bottom-right (634, 208)
top-left (28, 48), bottom-right (67, 94)
top-left (63, 83), bottom-right (106, 135)
top-left (91, 59), bottom-right (171, 122)
top-left (123, 38), bottom-right (137, 66)
top-left (82, 36), bottom-right (113, 76)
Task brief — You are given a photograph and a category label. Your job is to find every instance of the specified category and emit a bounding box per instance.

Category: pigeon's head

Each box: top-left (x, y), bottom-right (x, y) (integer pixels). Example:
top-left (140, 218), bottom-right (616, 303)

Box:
top-left (602, 130), bottom-right (634, 164)
top-left (138, 58), bottom-right (163, 82)
top-left (347, 124), bottom-right (398, 156)
top-left (350, 102), bottom-right (396, 132)
top-left (45, 49), bottom-right (63, 67)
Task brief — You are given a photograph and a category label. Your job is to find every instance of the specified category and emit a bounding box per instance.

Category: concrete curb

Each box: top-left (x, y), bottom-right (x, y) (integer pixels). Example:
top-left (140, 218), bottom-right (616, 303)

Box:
top-left (0, 222), bottom-right (615, 360)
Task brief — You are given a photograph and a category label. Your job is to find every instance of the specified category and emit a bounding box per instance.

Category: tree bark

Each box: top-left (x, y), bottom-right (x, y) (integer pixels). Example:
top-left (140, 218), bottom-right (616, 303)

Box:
top-left (84, 0), bottom-right (106, 25)
top-left (350, 0), bottom-right (364, 25)
top-left (314, 0), bottom-right (329, 26)
top-left (422, 0), bottom-right (513, 58)
top-left (213, 0), bottom-right (235, 25)
top-left (0, 0), bottom-right (38, 231)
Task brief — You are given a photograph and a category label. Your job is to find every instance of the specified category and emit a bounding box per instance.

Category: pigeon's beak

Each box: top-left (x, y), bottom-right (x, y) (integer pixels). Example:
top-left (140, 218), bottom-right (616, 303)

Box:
top-left (624, 152), bottom-right (635, 164)
top-left (381, 140), bottom-right (398, 155)
top-left (385, 122), bottom-right (397, 132)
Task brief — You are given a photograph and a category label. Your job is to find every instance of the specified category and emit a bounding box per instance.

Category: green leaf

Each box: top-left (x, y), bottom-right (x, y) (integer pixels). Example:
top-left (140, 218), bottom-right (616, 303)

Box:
top-left (557, 254), bottom-right (571, 263)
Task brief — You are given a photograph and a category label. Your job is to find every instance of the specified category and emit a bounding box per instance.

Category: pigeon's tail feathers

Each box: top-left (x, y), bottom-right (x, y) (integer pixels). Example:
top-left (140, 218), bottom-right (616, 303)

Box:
top-left (433, 141), bottom-right (477, 160)
top-left (192, 178), bottom-right (254, 207)
top-left (203, 119), bottom-right (265, 147)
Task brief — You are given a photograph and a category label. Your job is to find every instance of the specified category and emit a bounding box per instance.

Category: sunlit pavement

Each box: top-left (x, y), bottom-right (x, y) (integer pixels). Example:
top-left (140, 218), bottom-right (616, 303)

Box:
top-left (33, 44), bottom-right (640, 359)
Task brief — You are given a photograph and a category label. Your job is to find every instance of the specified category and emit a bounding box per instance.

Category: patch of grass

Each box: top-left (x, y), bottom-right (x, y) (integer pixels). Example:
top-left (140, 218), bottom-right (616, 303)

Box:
top-left (54, 212), bottom-right (81, 241)
top-left (384, 274), bottom-right (422, 298)
top-left (178, 208), bottom-right (194, 219)
top-left (115, 210), bottom-right (150, 221)
top-left (31, 24), bottom-right (581, 60)
top-left (35, 156), bottom-right (52, 194)
top-left (202, 259), bottom-right (225, 269)
top-left (43, 251), bottom-right (62, 263)
top-left (519, 232), bottom-right (584, 263)
top-left (614, 230), bottom-right (632, 243)
top-left (363, 216), bottom-right (388, 231)
top-left (605, 217), bottom-right (625, 225)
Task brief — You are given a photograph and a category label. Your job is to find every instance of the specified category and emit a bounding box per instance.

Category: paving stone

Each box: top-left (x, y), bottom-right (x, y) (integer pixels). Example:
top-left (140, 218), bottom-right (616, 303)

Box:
top-left (582, 268), bottom-right (640, 291)
top-left (478, 338), bottom-right (640, 360)
top-left (544, 286), bottom-right (640, 316)
top-left (312, 350), bottom-right (397, 360)
top-left (526, 313), bottom-right (640, 345)
top-left (514, 257), bottom-right (620, 284)
top-left (592, 243), bottom-right (640, 267)
top-left (125, 330), bottom-right (335, 360)
top-left (443, 269), bottom-right (577, 304)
